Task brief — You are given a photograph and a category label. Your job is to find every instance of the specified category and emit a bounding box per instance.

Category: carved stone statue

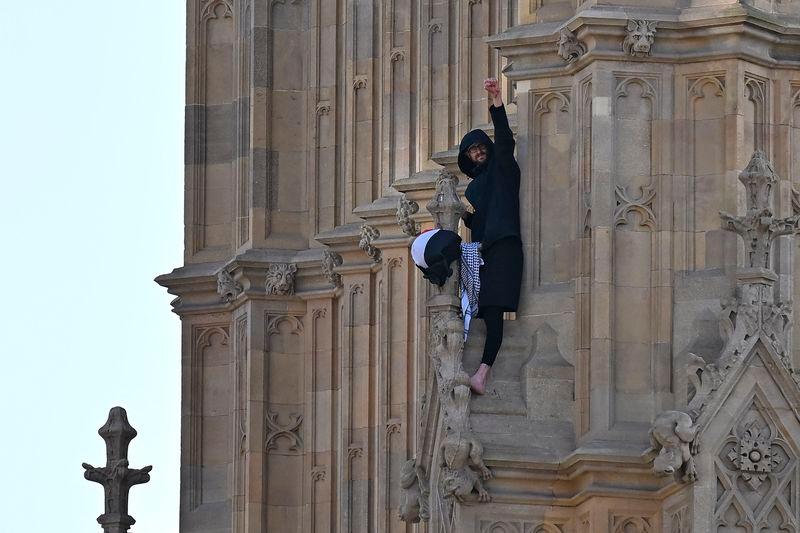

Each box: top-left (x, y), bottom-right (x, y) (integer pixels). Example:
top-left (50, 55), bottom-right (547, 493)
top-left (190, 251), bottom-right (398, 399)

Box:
top-left (623, 20), bottom-right (657, 57)
top-left (647, 410), bottom-right (698, 483)
top-left (265, 263), bottom-right (298, 295)
top-left (398, 458), bottom-right (430, 522)
top-left (439, 386), bottom-right (492, 503)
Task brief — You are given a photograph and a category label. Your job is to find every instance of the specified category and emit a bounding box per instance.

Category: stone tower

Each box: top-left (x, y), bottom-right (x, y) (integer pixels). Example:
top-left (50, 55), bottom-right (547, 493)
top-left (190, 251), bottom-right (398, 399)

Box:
top-left (157, 1), bottom-right (800, 531)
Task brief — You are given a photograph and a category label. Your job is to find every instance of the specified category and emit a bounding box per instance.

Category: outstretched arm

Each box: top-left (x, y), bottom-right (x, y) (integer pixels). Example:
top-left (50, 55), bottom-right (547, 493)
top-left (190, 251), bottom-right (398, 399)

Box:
top-left (484, 78), bottom-right (515, 163)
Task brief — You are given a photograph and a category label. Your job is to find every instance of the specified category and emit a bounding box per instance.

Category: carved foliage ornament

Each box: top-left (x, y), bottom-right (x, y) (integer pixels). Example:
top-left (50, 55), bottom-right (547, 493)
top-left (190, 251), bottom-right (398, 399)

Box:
top-left (557, 27), bottom-right (586, 63)
top-left (265, 263), bottom-right (298, 295)
top-left (359, 224), bottom-right (382, 262)
top-left (321, 249), bottom-right (343, 287)
top-left (623, 20), bottom-right (656, 57)
top-left (715, 401), bottom-right (795, 527)
top-left (217, 268), bottom-right (243, 302)
top-left (726, 422), bottom-right (782, 490)
top-left (397, 194), bottom-right (420, 237)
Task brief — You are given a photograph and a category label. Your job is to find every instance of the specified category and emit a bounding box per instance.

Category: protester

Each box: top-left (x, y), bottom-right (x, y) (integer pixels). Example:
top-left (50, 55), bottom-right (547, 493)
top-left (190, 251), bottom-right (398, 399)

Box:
top-left (457, 78), bottom-right (523, 395)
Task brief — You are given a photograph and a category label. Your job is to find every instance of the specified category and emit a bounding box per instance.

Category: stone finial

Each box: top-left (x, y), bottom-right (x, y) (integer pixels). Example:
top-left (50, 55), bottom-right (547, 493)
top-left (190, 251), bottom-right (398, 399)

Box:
top-left (82, 407), bottom-right (152, 533)
top-left (426, 169), bottom-right (464, 231)
top-left (557, 27), bottom-right (586, 63)
top-left (720, 151), bottom-right (800, 270)
top-left (217, 268), bottom-right (242, 302)
top-left (623, 20), bottom-right (657, 57)
top-left (321, 250), bottom-right (343, 287)
top-left (265, 263), bottom-right (298, 295)
top-left (359, 224), bottom-right (382, 262)
top-left (397, 194), bottom-right (420, 237)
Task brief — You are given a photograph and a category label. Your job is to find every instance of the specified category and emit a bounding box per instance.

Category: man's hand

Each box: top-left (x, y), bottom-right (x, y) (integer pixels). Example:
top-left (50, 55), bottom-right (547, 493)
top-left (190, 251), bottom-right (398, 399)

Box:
top-left (484, 78), bottom-right (502, 107)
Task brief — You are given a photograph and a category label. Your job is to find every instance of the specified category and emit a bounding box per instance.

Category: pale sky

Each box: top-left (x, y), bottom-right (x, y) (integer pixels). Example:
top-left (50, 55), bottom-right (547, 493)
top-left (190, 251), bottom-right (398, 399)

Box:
top-left (0, 3), bottom-right (185, 531)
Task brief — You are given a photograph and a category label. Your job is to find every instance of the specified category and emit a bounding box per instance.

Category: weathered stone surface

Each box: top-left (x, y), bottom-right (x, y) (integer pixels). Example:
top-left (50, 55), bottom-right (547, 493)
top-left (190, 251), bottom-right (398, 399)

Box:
top-left (159, 2), bottom-right (800, 532)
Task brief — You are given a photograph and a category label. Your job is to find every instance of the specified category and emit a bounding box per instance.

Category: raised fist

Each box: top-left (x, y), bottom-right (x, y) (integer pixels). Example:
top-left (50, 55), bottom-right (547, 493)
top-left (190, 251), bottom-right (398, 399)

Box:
top-left (483, 78), bottom-right (500, 99)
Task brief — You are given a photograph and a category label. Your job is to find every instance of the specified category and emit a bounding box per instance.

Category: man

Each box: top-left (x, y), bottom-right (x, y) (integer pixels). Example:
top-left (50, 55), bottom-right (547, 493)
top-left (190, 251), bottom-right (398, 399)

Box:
top-left (458, 78), bottom-right (523, 395)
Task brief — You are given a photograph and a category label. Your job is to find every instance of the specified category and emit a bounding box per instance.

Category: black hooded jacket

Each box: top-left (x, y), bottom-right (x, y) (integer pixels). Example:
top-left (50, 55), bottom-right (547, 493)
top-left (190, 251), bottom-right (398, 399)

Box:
top-left (458, 104), bottom-right (521, 250)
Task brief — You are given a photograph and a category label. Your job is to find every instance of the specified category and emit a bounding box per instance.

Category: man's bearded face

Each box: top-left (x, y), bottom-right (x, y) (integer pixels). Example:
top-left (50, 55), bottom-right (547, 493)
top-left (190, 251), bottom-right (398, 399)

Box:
top-left (468, 143), bottom-right (488, 164)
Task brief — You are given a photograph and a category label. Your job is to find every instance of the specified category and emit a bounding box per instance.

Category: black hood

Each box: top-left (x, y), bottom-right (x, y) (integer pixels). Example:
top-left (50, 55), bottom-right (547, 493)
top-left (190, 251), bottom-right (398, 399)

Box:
top-left (458, 129), bottom-right (493, 178)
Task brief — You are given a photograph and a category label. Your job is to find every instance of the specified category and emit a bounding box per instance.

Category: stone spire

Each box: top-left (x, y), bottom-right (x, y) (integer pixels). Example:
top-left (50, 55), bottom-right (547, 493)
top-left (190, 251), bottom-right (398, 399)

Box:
top-left (82, 407), bottom-right (152, 533)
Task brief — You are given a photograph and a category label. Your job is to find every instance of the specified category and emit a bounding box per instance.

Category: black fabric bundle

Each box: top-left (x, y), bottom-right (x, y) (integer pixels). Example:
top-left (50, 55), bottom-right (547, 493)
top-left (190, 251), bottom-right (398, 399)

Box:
top-left (412, 229), bottom-right (462, 287)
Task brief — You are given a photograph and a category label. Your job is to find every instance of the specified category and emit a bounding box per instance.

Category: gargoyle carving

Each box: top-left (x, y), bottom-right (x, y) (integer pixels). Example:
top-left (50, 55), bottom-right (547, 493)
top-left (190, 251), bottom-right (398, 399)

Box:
top-left (398, 458), bottom-right (430, 523)
top-left (648, 410), bottom-right (698, 483)
top-left (557, 27), bottom-right (586, 63)
top-left (623, 20), bottom-right (656, 57)
top-left (265, 263), bottom-right (298, 295)
top-left (439, 386), bottom-right (492, 503)
top-left (217, 269), bottom-right (242, 302)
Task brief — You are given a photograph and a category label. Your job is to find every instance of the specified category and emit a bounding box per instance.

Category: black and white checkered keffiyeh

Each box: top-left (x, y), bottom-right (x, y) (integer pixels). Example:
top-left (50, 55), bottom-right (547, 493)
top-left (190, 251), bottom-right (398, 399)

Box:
top-left (459, 242), bottom-right (482, 339)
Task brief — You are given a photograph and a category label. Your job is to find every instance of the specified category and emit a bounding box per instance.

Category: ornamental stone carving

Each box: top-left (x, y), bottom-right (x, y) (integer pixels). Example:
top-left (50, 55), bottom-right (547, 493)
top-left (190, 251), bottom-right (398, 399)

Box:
top-left (623, 20), bottom-right (656, 57)
top-left (398, 458), bottom-right (430, 523)
top-left (397, 194), bottom-right (420, 237)
top-left (265, 263), bottom-right (298, 295)
top-left (647, 410), bottom-right (698, 483)
top-left (217, 269), bottom-right (242, 302)
top-left (686, 153), bottom-right (799, 419)
top-left (359, 224), bottom-right (382, 262)
top-left (321, 250), bottom-right (343, 287)
top-left (82, 407), bottom-right (152, 533)
top-left (726, 422), bottom-right (781, 490)
top-left (720, 150), bottom-right (800, 270)
top-left (438, 383), bottom-right (492, 503)
top-left (557, 28), bottom-right (586, 63)
top-left (715, 400), bottom-right (795, 527)
top-left (614, 182), bottom-right (656, 230)
top-left (265, 410), bottom-right (303, 453)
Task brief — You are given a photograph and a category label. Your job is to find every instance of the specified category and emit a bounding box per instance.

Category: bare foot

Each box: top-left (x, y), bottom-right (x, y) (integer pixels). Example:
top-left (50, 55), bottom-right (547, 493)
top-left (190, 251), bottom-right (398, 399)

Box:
top-left (469, 364), bottom-right (491, 395)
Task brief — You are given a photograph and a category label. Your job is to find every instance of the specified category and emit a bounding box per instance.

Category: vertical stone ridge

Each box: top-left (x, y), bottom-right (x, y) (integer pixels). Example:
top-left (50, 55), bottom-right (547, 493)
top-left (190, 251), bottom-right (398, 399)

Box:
top-left (403, 170), bottom-right (492, 530)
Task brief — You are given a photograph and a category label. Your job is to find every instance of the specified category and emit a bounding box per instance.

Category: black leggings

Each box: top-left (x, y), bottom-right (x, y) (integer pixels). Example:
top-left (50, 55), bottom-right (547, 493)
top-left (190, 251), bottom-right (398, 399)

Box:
top-left (481, 306), bottom-right (504, 367)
